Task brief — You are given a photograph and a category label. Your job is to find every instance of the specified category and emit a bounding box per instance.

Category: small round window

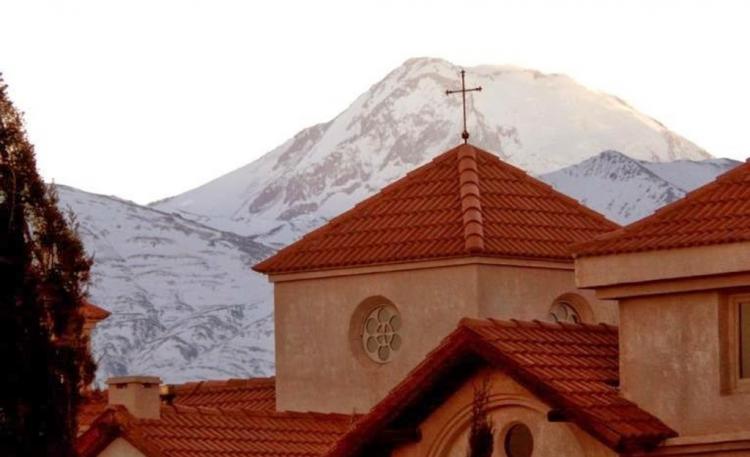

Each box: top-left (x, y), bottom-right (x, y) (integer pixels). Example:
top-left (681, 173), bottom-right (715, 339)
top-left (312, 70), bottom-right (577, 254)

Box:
top-left (548, 301), bottom-right (581, 324)
top-left (362, 305), bottom-right (402, 363)
top-left (504, 423), bottom-right (533, 457)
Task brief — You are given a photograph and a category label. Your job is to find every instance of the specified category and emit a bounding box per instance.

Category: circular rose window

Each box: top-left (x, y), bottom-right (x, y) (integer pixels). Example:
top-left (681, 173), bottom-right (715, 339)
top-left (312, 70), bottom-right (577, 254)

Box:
top-left (362, 305), bottom-right (402, 363)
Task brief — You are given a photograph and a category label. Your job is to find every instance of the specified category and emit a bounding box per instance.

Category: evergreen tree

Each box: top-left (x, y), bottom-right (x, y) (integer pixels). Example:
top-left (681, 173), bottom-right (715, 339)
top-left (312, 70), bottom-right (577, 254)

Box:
top-left (0, 76), bottom-right (95, 456)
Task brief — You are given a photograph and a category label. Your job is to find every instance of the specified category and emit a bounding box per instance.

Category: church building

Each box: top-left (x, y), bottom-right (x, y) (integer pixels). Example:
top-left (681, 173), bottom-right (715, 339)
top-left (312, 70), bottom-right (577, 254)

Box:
top-left (76, 80), bottom-right (750, 456)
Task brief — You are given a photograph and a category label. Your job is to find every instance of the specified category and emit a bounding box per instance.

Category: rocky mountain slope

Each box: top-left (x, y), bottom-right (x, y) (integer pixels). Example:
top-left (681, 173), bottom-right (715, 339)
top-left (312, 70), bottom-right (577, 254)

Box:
top-left (56, 185), bottom-right (274, 384)
top-left (541, 151), bottom-right (739, 224)
top-left (153, 57), bottom-right (709, 247)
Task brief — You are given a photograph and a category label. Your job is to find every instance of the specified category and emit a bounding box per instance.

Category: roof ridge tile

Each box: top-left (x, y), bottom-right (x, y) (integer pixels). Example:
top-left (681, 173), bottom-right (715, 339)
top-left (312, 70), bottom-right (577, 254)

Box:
top-left (458, 144), bottom-right (485, 253)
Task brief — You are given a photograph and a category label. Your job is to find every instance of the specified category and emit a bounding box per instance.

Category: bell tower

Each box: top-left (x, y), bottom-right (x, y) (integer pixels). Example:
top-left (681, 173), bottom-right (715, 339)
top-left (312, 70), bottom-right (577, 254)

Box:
top-left (254, 142), bottom-right (618, 414)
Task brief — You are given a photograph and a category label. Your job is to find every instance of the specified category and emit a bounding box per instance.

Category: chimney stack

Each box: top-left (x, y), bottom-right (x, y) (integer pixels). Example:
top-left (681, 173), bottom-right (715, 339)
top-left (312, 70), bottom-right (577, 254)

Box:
top-left (107, 376), bottom-right (161, 419)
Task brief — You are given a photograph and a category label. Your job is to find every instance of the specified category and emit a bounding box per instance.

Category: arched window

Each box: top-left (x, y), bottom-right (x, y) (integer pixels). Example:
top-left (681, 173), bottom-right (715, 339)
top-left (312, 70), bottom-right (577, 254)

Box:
top-left (548, 293), bottom-right (592, 324)
top-left (548, 300), bottom-right (581, 324)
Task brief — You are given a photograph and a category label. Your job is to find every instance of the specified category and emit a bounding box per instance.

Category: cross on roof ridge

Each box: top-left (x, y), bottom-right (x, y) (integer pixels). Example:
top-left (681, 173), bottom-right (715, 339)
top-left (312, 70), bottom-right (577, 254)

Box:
top-left (445, 69), bottom-right (482, 143)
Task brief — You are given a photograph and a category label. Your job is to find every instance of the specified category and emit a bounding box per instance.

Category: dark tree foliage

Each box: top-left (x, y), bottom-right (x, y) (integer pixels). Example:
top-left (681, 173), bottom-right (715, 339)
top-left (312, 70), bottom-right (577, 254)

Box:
top-left (0, 76), bottom-right (95, 456)
top-left (466, 378), bottom-right (494, 457)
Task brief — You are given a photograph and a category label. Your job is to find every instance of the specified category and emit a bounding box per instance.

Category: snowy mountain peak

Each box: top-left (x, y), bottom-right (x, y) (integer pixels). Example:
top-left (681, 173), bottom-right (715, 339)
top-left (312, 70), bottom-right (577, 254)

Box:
top-left (557, 149), bottom-right (669, 183)
top-left (154, 57), bottom-right (709, 247)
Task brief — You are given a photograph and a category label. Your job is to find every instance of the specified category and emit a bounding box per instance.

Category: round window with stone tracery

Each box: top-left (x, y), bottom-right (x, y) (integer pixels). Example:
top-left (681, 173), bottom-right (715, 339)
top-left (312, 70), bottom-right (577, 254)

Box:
top-left (362, 305), bottom-right (402, 363)
top-left (548, 301), bottom-right (581, 324)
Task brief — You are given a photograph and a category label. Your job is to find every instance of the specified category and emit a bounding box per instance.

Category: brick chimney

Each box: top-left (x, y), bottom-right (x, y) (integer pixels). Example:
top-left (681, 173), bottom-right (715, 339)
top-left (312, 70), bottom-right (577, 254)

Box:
top-left (107, 376), bottom-right (161, 419)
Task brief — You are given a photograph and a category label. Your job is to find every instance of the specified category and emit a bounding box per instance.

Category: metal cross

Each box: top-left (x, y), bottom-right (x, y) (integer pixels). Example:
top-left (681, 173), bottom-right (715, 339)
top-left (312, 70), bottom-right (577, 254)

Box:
top-left (445, 69), bottom-right (482, 143)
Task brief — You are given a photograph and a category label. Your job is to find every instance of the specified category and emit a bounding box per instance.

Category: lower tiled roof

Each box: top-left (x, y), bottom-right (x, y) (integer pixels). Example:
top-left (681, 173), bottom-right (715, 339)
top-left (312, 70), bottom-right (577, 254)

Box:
top-left (78, 377), bottom-right (276, 432)
top-left (78, 390), bottom-right (108, 433)
top-left (78, 405), bottom-right (355, 457)
top-left (326, 318), bottom-right (675, 456)
top-left (167, 377), bottom-right (275, 411)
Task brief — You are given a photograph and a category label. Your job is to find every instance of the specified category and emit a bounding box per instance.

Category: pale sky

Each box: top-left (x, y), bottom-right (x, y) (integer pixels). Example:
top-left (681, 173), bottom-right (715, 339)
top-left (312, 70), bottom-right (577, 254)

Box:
top-left (2, 0), bottom-right (749, 203)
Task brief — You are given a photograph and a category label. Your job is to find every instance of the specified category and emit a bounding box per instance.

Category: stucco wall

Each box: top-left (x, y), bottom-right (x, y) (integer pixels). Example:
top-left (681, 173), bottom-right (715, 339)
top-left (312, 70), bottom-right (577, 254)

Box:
top-left (274, 263), bottom-right (481, 413)
top-left (393, 367), bottom-right (615, 457)
top-left (477, 264), bottom-right (617, 325)
top-left (273, 259), bottom-right (612, 414)
top-left (98, 438), bottom-right (145, 457)
top-left (619, 291), bottom-right (750, 437)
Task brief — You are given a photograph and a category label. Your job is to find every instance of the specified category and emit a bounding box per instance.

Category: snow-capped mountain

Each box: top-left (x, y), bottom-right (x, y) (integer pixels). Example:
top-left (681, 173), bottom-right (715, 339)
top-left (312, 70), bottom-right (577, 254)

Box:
top-left (63, 57), bottom-right (740, 384)
top-left (540, 151), bottom-right (739, 224)
top-left (153, 57), bottom-right (709, 247)
top-left (55, 185), bottom-right (275, 384)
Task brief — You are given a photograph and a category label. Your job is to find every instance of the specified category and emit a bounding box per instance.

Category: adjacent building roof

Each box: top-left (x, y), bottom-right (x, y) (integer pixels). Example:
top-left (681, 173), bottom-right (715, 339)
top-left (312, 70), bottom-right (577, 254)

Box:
top-left (166, 377), bottom-right (276, 411)
top-left (78, 378), bottom-right (276, 432)
top-left (77, 377), bottom-right (357, 457)
top-left (82, 300), bottom-right (111, 322)
top-left (575, 160), bottom-right (750, 257)
top-left (254, 143), bottom-right (618, 274)
top-left (326, 318), bottom-right (676, 456)
top-left (77, 405), bottom-right (354, 457)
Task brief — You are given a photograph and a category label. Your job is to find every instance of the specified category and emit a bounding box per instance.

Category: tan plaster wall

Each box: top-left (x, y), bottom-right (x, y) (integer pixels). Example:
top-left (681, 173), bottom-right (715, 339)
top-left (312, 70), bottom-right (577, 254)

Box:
top-left (98, 438), bottom-right (145, 457)
top-left (273, 260), bottom-right (614, 414)
top-left (274, 263), bottom-right (481, 413)
top-left (393, 367), bottom-right (615, 457)
top-left (619, 291), bottom-right (750, 437)
top-left (477, 264), bottom-right (617, 325)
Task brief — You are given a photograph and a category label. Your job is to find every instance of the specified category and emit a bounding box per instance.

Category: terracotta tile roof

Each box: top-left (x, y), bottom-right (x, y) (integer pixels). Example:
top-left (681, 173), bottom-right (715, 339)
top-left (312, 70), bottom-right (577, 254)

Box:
top-left (78, 390), bottom-right (108, 433)
top-left (167, 377), bottom-right (275, 411)
top-left (77, 405), bottom-right (355, 457)
top-left (254, 144), bottom-right (618, 274)
top-left (575, 160), bottom-right (750, 257)
top-left (82, 300), bottom-right (110, 322)
top-left (78, 377), bottom-right (276, 432)
top-left (326, 318), bottom-right (675, 456)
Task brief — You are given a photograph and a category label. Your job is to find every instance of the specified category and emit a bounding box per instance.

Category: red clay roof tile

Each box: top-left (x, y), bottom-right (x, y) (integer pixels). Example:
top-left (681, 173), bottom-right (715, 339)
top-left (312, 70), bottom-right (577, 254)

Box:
top-left (78, 405), bottom-right (355, 457)
top-left (325, 319), bottom-right (675, 456)
top-left (254, 144), bottom-right (618, 274)
top-left (78, 378), bottom-right (276, 433)
top-left (575, 161), bottom-right (750, 256)
top-left (167, 377), bottom-right (275, 411)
